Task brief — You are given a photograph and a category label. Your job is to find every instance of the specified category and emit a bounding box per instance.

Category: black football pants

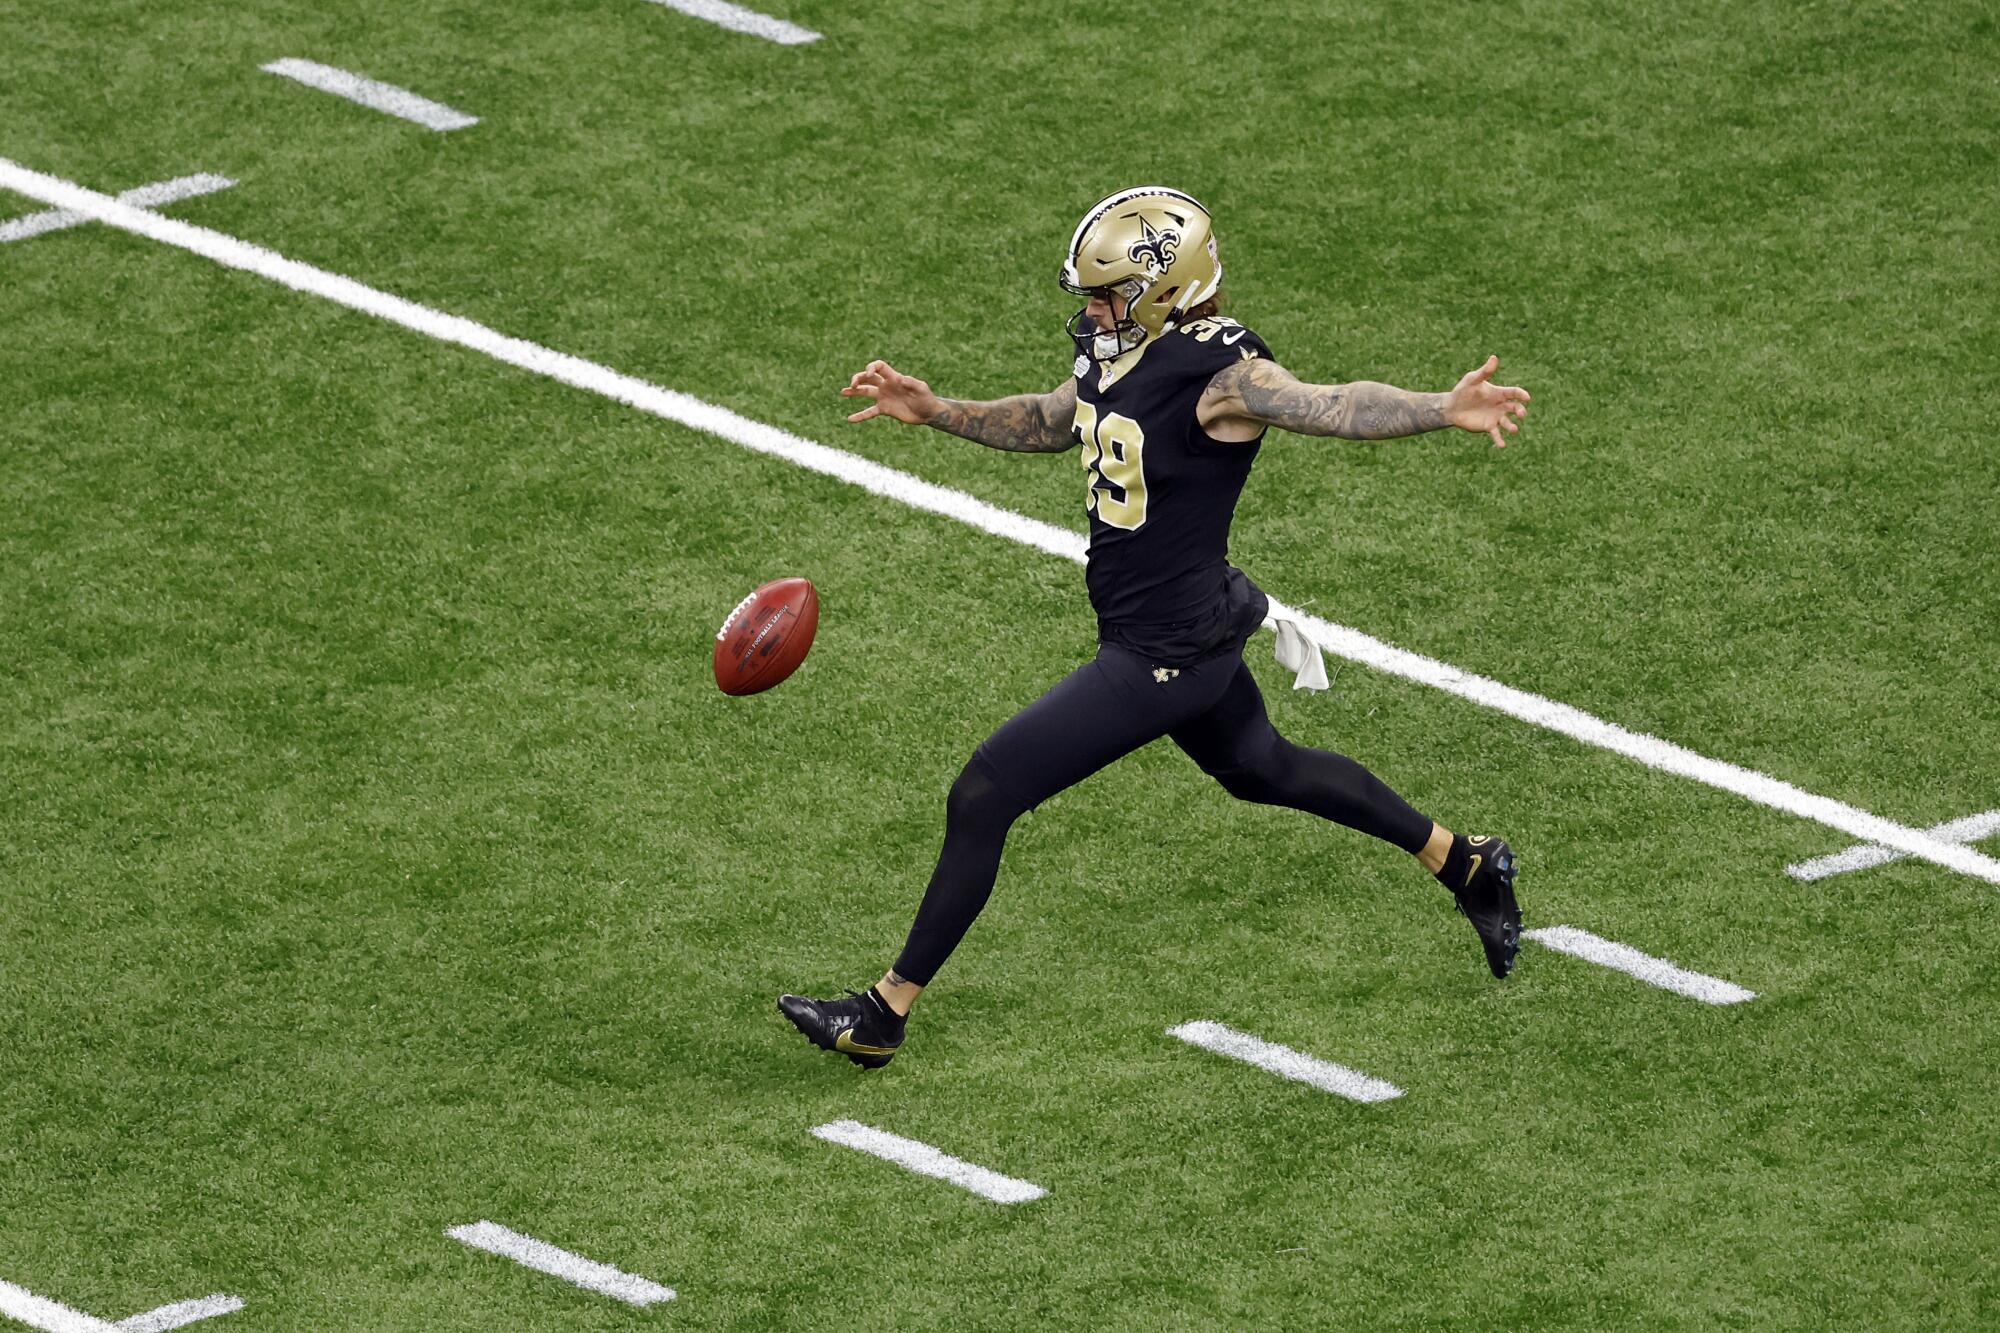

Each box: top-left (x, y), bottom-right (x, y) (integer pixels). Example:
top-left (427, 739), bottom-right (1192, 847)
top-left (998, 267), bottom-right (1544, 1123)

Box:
top-left (891, 641), bottom-right (1435, 986)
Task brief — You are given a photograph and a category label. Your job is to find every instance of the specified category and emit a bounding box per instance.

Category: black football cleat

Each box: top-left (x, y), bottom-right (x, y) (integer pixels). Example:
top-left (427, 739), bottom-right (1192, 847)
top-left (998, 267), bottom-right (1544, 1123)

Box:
top-left (778, 987), bottom-right (906, 1070)
top-left (1450, 835), bottom-right (1522, 979)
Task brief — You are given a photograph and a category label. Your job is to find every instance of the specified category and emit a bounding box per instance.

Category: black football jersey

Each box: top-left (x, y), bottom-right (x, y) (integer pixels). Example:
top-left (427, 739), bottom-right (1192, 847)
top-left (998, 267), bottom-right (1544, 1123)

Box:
top-left (1072, 316), bottom-right (1275, 664)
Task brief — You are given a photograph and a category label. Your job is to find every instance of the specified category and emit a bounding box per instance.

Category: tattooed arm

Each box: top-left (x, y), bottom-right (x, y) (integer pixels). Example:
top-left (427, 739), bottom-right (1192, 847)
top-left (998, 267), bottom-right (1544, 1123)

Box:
top-left (1198, 354), bottom-right (1530, 447)
top-left (841, 358), bottom-right (1078, 453)
top-left (927, 380), bottom-right (1078, 453)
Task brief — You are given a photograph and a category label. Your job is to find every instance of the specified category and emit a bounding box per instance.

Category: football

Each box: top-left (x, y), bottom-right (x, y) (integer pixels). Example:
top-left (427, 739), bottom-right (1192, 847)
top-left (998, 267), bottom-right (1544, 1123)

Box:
top-left (713, 577), bottom-right (819, 696)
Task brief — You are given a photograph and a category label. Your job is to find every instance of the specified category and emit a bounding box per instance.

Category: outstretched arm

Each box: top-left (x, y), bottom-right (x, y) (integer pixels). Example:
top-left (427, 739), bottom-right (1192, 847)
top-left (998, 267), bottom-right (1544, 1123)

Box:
top-left (841, 359), bottom-right (1078, 453)
top-left (1199, 354), bottom-right (1530, 447)
top-left (928, 383), bottom-right (1079, 453)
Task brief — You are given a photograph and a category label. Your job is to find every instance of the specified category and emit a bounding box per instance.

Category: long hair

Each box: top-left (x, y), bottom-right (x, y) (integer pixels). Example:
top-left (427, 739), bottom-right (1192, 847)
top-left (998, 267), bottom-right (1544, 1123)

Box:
top-left (1177, 291), bottom-right (1225, 323)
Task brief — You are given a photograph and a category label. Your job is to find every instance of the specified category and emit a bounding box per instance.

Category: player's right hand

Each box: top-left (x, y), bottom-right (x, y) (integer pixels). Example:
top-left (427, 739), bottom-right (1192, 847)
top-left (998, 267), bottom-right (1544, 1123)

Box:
top-left (841, 360), bottom-right (943, 425)
top-left (1444, 354), bottom-right (1531, 448)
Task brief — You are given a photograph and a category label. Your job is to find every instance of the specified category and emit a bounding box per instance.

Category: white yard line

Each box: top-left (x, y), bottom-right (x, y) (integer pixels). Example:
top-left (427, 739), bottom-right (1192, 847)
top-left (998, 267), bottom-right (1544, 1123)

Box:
top-left (1787, 807), bottom-right (2000, 881)
top-left (811, 1121), bottom-right (1046, 1203)
top-left (0, 152), bottom-right (1993, 888)
top-left (0, 174), bottom-right (233, 244)
top-left (1524, 926), bottom-right (1755, 1004)
top-left (261, 59), bottom-right (478, 131)
top-left (0, 1280), bottom-right (118, 1333)
top-left (1260, 596), bottom-right (2000, 888)
top-left (1167, 1021), bottom-right (1404, 1102)
top-left (114, 1295), bottom-right (243, 1333)
top-left (642, 0), bottom-right (821, 44)
top-left (446, 1221), bottom-right (675, 1308)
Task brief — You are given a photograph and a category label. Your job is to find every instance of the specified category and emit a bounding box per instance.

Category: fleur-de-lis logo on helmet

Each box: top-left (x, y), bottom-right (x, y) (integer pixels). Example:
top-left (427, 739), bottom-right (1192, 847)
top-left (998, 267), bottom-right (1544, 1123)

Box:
top-left (1125, 216), bottom-right (1181, 276)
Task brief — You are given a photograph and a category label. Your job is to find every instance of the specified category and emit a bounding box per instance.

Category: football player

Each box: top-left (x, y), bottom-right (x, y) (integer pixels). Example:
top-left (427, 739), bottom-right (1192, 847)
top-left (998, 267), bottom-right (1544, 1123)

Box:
top-left (782, 187), bottom-right (1531, 1069)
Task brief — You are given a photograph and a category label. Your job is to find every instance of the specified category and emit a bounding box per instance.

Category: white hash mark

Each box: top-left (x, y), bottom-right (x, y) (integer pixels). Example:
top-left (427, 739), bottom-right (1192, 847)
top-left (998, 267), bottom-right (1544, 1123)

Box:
top-left (1786, 807), bottom-right (2000, 881)
top-left (447, 1221), bottom-right (675, 1307)
top-left (1168, 1021), bottom-right (1404, 1103)
top-left (261, 59), bottom-right (478, 131)
top-left (0, 174), bottom-right (234, 244)
top-left (115, 1294), bottom-right (245, 1333)
top-left (1525, 926), bottom-right (1756, 1005)
top-left (811, 1121), bottom-right (1045, 1203)
top-left (642, 0), bottom-right (821, 45)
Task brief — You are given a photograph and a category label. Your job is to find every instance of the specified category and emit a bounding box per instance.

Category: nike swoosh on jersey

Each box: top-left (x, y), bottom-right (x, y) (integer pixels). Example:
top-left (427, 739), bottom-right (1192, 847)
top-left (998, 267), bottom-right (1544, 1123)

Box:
top-left (1222, 328), bottom-right (1247, 344)
top-left (834, 1029), bottom-right (899, 1057)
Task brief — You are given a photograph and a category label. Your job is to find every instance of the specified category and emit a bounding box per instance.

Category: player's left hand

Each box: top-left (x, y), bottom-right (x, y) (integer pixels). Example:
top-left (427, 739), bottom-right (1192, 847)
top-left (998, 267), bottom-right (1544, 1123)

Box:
top-left (1445, 355), bottom-right (1531, 448)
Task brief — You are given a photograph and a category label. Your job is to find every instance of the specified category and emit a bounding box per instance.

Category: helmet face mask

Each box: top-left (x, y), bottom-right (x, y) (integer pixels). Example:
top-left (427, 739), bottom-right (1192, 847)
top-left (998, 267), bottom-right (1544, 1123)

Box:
top-left (1059, 186), bottom-right (1222, 366)
top-left (1063, 277), bottom-right (1149, 364)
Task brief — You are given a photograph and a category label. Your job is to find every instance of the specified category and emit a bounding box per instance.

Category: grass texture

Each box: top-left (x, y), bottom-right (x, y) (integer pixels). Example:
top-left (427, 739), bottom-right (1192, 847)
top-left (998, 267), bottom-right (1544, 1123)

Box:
top-left (2, 0), bottom-right (1996, 1327)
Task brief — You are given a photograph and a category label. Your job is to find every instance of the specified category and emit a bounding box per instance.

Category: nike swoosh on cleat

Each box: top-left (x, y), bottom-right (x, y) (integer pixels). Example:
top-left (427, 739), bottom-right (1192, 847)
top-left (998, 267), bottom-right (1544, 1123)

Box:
top-left (834, 1029), bottom-right (898, 1057)
top-left (1465, 853), bottom-right (1483, 888)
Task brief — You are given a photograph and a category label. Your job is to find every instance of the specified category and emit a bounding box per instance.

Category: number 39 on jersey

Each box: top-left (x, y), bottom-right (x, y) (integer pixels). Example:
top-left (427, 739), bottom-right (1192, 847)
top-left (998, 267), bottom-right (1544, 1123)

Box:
top-left (1074, 400), bottom-right (1148, 530)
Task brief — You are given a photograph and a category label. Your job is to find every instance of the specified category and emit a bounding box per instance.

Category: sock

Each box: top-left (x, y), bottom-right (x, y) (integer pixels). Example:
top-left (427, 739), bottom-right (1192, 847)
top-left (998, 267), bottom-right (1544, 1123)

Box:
top-left (1434, 833), bottom-right (1471, 891)
top-left (865, 986), bottom-right (908, 1032)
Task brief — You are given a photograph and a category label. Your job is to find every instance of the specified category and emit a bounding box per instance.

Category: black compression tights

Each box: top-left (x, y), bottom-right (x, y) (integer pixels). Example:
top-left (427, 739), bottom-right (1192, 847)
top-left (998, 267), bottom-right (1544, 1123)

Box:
top-left (892, 755), bottom-right (1026, 987)
top-left (1205, 735), bottom-right (1431, 847)
top-left (890, 647), bottom-right (1433, 987)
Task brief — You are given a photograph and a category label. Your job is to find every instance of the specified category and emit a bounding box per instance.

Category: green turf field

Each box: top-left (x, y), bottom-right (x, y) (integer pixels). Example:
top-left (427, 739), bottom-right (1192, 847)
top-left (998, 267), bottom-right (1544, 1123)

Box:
top-left (4, 0), bottom-right (1997, 1328)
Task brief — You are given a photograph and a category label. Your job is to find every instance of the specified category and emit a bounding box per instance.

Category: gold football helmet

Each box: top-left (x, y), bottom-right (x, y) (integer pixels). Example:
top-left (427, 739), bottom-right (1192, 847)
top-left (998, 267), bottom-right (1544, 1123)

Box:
top-left (1060, 186), bottom-right (1223, 364)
